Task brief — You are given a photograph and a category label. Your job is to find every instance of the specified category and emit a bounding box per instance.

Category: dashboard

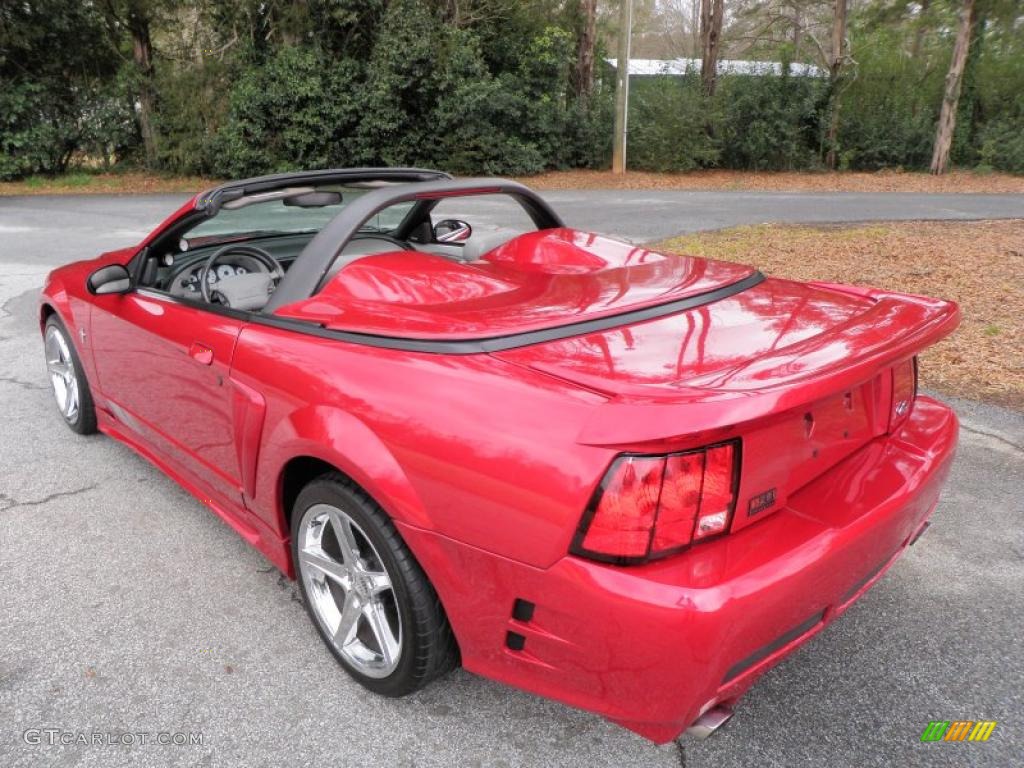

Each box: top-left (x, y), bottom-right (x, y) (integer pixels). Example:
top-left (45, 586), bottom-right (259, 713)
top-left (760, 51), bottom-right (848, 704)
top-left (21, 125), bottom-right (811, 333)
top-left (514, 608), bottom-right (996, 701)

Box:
top-left (174, 261), bottom-right (258, 297)
top-left (153, 230), bottom-right (481, 305)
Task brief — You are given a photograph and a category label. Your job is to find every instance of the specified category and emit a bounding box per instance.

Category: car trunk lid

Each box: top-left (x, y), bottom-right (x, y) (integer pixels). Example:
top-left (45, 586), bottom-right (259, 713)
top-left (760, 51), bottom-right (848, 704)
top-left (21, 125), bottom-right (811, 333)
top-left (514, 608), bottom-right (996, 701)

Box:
top-left (494, 277), bottom-right (959, 532)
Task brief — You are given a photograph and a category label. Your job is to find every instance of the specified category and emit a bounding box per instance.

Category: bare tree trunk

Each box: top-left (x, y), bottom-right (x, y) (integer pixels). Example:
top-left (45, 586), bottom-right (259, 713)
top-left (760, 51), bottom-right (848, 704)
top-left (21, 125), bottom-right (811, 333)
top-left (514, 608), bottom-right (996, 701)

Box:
top-left (572, 0), bottom-right (598, 101)
top-left (128, 10), bottom-right (158, 168)
top-left (612, 0), bottom-right (632, 173)
top-left (825, 0), bottom-right (847, 170)
top-left (931, 0), bottom-right (975, 174)
top-left (699, 0), bottom-right (725, 97)
top-left (792, 7), bottom-right (803, 61)
top-left (691, 0), bottom-right (701, 57)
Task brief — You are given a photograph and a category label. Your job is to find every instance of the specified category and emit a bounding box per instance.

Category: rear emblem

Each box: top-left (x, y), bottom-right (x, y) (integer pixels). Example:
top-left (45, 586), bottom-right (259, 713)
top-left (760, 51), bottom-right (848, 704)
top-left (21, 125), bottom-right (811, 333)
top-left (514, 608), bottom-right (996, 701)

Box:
top-left (748, 488), bottom-right (777, 517)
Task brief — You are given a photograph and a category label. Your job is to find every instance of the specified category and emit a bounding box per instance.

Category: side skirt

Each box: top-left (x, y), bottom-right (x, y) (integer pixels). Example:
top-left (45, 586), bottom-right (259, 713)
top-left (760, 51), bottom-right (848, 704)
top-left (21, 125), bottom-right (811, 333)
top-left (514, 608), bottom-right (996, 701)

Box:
top-left (97, 409), bottom-right (292, 575)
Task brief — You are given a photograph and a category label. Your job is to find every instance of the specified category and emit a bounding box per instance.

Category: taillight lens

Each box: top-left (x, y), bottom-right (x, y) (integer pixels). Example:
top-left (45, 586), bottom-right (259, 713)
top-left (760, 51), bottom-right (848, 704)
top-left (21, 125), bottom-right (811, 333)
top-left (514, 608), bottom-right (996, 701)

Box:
top-left (572, 441), bottom-right (740, 564)
top-left (694, 443), bottom-right (736, 540)
top-left (651, 452), bottom-right (704, 552)
top-left (577, 456), bottom-right (664, 558)
top-left (889, 357), bottom-right (918, 432)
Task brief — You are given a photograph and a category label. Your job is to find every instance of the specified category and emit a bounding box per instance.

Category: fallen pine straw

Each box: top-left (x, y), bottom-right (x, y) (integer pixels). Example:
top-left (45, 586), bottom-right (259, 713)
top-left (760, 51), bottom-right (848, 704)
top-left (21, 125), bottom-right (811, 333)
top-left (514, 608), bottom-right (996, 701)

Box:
top-left (654, 220), bottom-right (1024, 410)
top-left (0, 171), bottom-right (218, 196)
top-left (520, 169), bottom-right (1024, 194)
top-left (5, 168), bottom-right (1023, 196)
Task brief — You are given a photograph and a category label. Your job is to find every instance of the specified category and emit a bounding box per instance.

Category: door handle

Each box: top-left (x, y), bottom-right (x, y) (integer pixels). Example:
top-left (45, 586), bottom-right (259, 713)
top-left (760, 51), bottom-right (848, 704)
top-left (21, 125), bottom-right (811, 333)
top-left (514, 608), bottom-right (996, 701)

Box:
top-left (189, 342), bottom-right (214, 366)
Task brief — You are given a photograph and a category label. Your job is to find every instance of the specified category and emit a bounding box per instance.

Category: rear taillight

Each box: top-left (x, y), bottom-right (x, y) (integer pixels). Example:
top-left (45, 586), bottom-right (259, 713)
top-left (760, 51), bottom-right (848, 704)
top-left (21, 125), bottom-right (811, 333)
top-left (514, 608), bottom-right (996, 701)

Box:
top-left (572, 440), bottom-right (740, 564)
top-left (889, 357), bottom-right (918, 432)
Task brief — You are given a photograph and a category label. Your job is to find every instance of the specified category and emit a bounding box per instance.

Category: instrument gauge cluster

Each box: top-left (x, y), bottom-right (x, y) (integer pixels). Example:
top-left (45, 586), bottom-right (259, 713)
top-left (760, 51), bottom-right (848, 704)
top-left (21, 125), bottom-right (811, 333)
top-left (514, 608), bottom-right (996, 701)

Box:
top-left (179, 263), bottom-right (250, 293)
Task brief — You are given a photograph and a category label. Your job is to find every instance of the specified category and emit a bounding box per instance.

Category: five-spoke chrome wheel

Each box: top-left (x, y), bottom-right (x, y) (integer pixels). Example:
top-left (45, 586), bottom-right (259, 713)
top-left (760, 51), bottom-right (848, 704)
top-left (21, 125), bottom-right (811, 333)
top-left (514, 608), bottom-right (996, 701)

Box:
top-left (297, 503), bottom-right (402, 678)
top-left (45, 324), bottom-right (79, 423)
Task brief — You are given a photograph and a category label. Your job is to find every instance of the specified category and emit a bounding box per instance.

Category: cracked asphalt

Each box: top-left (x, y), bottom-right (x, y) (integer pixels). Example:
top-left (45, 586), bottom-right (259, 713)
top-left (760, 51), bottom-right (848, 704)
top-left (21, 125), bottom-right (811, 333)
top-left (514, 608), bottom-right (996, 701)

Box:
top-left (1, 191), bottom-right (1022, 767)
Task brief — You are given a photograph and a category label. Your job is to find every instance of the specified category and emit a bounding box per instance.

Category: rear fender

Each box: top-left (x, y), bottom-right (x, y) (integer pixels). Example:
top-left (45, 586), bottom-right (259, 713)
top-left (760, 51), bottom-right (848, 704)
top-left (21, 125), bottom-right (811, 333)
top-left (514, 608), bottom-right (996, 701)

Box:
top-left (257, 404), bottom-right (433, 541)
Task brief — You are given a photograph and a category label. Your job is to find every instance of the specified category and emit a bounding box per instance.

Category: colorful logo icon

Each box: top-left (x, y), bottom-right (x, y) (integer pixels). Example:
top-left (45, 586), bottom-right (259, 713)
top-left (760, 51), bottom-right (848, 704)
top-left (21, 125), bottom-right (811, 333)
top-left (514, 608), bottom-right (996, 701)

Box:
top-left (920, 720), bottom-right (997, 742)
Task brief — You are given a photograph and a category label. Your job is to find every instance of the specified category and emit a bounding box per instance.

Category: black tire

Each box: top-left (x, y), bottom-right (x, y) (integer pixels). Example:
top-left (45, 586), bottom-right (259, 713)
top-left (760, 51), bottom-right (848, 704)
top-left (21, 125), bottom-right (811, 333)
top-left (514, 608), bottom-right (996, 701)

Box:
top-left (291, 473), bottom-right (459, 696)
top-left (43, 314), bottom-right (97, 435)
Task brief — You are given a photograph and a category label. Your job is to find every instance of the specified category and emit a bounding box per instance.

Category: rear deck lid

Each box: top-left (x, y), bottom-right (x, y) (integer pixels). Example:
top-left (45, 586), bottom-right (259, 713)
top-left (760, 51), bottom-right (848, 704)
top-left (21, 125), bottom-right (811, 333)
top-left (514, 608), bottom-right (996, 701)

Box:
top-left (494, 278), bottom-right (956, 413)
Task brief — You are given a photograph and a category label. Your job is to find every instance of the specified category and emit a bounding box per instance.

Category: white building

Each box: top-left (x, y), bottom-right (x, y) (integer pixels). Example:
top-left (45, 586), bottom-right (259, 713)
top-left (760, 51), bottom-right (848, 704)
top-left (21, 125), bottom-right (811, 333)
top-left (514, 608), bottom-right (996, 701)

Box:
top-left (606, 58), bottom-right (825, 78)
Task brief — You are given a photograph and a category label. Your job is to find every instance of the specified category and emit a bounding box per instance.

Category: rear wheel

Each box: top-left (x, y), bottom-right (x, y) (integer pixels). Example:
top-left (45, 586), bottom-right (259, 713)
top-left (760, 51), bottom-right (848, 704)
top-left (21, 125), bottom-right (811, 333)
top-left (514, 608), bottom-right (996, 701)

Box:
top-left (291, 474), bottom-right (458, 696)
top-left (43, 315), bottom-right (96, 435)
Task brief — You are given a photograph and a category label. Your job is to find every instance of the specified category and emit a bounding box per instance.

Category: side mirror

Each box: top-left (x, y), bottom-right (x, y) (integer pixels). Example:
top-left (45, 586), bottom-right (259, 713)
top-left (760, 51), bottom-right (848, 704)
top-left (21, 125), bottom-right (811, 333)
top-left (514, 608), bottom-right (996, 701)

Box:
top-left (433, 219), bottom-right (472, 243)
top-left (87, 264), bottom-right (132, 295)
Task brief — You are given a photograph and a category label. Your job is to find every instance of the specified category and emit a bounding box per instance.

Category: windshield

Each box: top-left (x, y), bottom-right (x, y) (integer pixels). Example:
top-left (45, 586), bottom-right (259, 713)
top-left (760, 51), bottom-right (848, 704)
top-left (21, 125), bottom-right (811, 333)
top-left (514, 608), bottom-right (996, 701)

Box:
top-left (185, 185), bottom-right (415, 246)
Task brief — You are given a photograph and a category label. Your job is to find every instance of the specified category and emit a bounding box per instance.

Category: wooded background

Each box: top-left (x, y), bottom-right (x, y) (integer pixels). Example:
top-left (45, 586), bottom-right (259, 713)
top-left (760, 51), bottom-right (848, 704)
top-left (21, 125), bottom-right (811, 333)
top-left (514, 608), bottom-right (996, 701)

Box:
top-left (1, 0), bottom-right (1021, 180)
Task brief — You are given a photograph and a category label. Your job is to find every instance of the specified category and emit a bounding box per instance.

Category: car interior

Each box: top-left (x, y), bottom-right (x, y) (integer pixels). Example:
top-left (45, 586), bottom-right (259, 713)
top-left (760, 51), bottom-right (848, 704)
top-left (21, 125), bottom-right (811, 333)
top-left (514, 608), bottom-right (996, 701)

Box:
top-left (137, 183), bottom-right (534, 313)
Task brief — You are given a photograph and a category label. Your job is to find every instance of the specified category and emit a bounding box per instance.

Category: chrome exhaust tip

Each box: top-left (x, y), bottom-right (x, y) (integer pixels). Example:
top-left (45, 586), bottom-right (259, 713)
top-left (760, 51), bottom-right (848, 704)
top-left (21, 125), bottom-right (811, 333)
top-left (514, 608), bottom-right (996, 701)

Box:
top-left (685, 706), bottom-right (734, 740)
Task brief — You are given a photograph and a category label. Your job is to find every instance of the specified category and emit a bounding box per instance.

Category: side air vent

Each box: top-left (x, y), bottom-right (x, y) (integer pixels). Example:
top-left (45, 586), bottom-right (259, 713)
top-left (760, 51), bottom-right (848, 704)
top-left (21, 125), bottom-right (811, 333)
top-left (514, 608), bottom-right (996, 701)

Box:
top-left (512, 598), bottom-right (535, 623)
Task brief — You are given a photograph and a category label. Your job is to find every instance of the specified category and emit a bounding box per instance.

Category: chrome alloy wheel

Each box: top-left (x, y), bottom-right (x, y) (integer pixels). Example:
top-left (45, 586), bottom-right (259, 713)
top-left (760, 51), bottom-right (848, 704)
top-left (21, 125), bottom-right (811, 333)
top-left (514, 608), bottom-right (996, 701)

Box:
top-left (44, 325), bottom-right (79, 422)
top-left (298, 503), bottom-right (402, 678)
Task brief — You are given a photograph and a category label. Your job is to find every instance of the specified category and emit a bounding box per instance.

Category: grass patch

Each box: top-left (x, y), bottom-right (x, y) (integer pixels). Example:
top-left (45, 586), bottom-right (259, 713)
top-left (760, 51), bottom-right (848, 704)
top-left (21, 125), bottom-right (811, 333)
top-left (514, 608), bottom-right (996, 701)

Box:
top-left (655, 220), bottom-right (1024, 410)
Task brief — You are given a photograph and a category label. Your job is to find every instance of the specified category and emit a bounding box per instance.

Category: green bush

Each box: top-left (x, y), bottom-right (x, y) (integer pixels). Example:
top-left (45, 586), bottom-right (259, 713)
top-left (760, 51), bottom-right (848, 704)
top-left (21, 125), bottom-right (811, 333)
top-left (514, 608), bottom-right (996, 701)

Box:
top-left (3, 0), bottom-right (1021, 180)
top-left (837, 84), bottom-right (938, 170)
top-left (971, 21), bottom-right (1024, 173)
top-left (978, 111), bottom-right (1024, 173)
top-left (353, 3), bottom-right (565, 175)
top-left (837, 28), bottom-right (943, 170)
top-left (0, 0), bottom-right (124, 178)
top-left (627, 75), bottom-right (718, 172)
top-left (154, 62), bottom-right (230, 175)
top-left (0, 82), bottom-right (72, 179)
top-left (211, 47), bottom-right (365, 178)
top-left (562, 90), bottom-right (615, 169)
top-left (715, 72), bottom-right (824, 170)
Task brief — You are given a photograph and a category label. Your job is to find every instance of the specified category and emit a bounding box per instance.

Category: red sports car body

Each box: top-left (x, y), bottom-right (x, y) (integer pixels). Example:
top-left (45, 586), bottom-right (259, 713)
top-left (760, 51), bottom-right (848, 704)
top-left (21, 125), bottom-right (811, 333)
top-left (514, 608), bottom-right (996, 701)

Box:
top-left (39, 169), bottom-right (959, 743)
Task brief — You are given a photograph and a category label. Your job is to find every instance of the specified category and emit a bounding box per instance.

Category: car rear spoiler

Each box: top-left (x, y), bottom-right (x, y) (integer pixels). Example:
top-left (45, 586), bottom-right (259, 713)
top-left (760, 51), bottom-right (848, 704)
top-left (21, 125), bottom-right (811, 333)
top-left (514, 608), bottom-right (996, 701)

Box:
top-left (570, 291), bottom-right (960, 447)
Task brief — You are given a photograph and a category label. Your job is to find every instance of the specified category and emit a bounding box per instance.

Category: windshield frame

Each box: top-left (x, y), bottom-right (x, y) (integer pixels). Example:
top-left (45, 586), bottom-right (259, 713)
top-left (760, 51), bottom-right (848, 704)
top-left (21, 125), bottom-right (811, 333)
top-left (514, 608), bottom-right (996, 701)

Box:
top-left (181, 185), bottom-right (416, 249)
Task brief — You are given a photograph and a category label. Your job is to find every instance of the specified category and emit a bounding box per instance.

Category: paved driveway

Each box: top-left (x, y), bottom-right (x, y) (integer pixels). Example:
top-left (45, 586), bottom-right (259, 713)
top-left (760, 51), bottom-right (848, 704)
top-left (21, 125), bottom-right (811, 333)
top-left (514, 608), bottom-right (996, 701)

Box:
top-left (3, 189), bottom-right (1023, 265)
top-left (1, 190), bottom-right (1021, 767)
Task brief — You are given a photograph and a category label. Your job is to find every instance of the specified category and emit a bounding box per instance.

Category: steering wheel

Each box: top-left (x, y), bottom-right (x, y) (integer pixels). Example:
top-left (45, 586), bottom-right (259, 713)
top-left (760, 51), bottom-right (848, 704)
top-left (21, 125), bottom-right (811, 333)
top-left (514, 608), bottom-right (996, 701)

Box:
top-left (199, 244), bottom-right (283, 305)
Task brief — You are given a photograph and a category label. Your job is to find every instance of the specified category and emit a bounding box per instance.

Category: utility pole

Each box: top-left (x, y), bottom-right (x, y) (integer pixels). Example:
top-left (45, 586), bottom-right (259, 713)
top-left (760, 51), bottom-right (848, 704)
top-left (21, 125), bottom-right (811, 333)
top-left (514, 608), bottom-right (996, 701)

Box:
top-left (612, 0), bottom-right (633, 174)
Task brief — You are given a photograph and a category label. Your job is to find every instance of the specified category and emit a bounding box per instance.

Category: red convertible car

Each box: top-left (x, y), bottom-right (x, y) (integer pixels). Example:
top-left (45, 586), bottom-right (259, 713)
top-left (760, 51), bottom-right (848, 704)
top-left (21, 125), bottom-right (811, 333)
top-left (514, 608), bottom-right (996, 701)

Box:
top-left (39, 168), bottom-right (959, 743)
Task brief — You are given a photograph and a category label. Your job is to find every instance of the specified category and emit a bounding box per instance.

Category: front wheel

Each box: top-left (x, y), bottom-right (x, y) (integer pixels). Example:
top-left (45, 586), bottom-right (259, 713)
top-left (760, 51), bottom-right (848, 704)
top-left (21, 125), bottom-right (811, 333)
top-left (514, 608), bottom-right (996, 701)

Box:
top-left (43, 315), bottom-right (97, 435)
top-left (291, 474), bottom-right (458, 696)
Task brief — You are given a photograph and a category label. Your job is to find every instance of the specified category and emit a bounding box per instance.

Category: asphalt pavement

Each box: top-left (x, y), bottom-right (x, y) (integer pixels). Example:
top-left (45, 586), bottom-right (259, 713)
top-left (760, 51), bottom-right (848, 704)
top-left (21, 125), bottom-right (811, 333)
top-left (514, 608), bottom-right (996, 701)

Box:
top-left (3, 189), bottom-right (1023, 265)
top-left (1, 189), bottom-right (1022, 767)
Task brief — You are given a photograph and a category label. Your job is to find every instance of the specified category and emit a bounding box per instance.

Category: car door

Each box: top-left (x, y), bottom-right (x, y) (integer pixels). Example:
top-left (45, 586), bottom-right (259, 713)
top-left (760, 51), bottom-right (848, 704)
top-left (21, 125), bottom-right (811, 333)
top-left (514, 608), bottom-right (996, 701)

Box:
top-left (89, 288), bottom-right (245, 505)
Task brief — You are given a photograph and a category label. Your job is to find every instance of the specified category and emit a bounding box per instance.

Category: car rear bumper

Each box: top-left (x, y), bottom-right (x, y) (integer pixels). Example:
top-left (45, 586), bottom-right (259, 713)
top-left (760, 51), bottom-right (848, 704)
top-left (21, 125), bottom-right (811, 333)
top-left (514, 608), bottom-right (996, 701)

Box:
top-left (399, 396), bottom-right (958, 743)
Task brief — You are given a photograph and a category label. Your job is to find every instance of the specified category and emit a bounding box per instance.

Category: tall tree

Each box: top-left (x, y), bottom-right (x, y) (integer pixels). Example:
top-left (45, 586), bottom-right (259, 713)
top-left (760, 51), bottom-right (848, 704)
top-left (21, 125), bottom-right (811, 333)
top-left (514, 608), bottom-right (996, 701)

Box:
top-left (612, 0), bottom-right (633, 173)
top-left (824, 0), bottom-right (847, 170)
top-left (572, 0), bottom-right (598, 100)
top-left (127, 5), bottom-right (157, 167)
top-left (931, 0), bottom-right (976, 174)
top-left (699, 0), bottom-right (725, 96)
top-left (100, 1), bottom-right (161, 167)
